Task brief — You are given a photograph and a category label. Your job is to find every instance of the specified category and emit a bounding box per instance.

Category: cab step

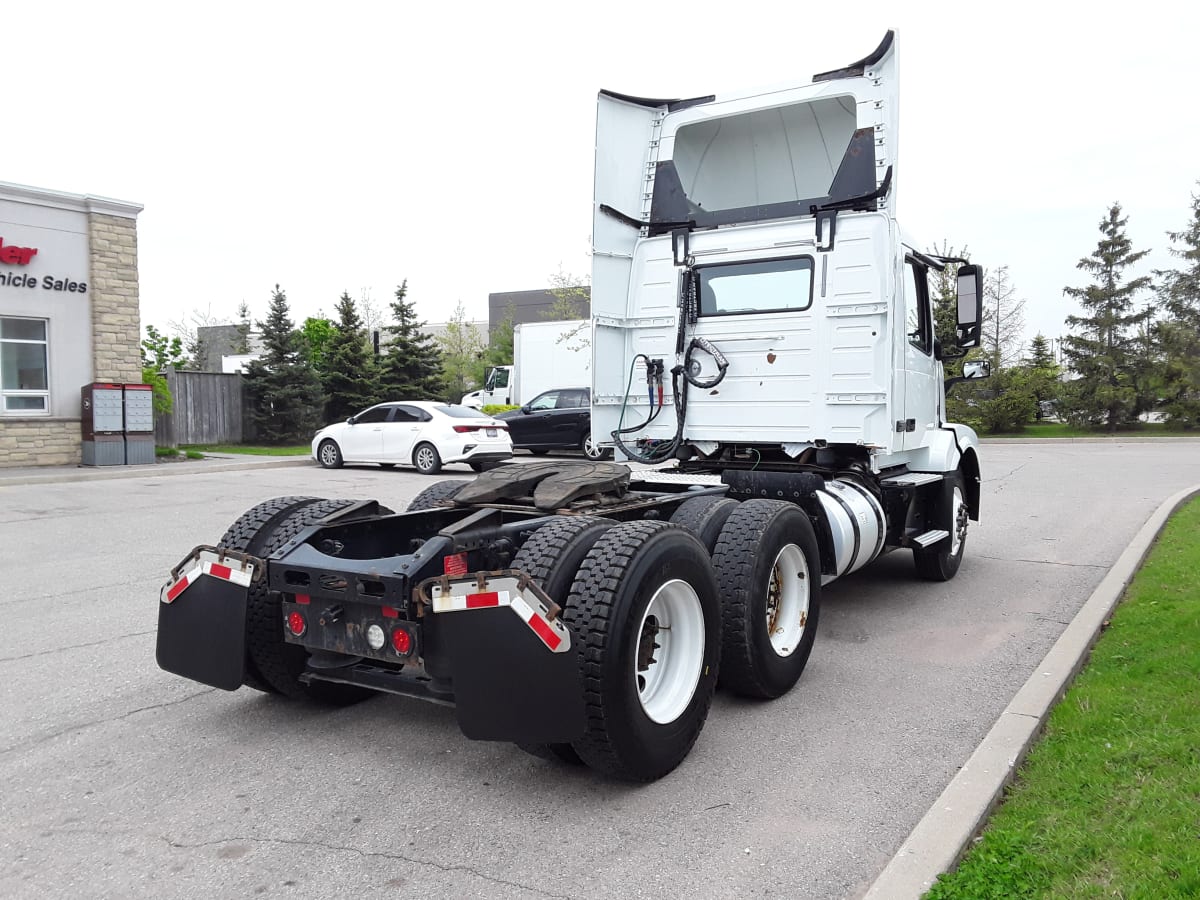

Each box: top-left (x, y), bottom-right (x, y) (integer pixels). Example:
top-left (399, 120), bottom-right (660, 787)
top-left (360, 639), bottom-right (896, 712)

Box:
top-left (911, 529), bottom-right (950, 548)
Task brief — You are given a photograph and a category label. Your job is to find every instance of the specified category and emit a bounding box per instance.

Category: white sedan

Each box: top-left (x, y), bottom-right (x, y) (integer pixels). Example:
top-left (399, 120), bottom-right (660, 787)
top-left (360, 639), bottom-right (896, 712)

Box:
top-left (312, 401), bottom-right (513, 474)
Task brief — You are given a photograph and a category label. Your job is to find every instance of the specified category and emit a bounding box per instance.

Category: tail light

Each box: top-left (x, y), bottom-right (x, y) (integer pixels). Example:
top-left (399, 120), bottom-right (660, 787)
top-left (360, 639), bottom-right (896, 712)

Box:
top-left (286, 611), bottom-right (307, 636)
top-left (452, 425), bottom-right (477, 434)
top-left (392, 626), bottom-right (414, 656)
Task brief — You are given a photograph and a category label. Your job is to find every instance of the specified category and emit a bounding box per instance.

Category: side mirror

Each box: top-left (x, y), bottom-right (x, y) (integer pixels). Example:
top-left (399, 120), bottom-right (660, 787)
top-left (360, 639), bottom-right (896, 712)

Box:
top-left (963, 359), bottom-right (991, 380)
top-left (956, 264), bottom-right (984, 349)
top-left (521, 405), bottom-right (531, 414)
top-left (943, 356), bottom-right (992, 398)
top-left (347, 416), bottom-right (357, 425)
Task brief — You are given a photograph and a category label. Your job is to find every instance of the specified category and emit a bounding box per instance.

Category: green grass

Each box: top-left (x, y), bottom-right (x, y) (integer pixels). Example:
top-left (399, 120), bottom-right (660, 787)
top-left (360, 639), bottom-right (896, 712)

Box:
top-left (987, 422), bottom-right (1198, 438)
top-left (182, 444), bottom-right (311, 456)
top-left (926, 498), bottom-right (1200, 899)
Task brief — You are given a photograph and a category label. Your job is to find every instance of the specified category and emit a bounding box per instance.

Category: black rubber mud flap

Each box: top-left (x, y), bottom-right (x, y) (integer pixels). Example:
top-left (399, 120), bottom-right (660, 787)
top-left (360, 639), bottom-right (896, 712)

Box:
top-left (439, 607), bottom-right (587, 744)
top-left (156, 575), bottom-right (248, 691)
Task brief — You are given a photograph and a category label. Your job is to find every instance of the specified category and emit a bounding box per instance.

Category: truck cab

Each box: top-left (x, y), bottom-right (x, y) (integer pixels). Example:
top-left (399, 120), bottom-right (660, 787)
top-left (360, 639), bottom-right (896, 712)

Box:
top-left (588, 31), bottom-right (986, 479)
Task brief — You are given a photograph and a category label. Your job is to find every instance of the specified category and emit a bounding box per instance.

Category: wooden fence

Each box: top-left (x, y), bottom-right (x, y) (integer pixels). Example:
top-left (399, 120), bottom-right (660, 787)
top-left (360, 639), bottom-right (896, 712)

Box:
top-left (154, 370), bottom-right (245, 447)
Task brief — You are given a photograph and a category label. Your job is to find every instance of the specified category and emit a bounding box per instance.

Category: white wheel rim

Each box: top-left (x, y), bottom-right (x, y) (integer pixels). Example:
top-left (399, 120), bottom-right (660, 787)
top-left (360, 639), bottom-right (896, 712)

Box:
top-left (416, 447), bottom-right (434, 469)
top-left (320, 443), bottom-right (337, 465)
top-left (766, 543), bottom-right (810, 657)
top-left (950, 486), bottom-right (967, 556)
top-left (635, 578), bottom-right (705, 725)
top-left (584, 436), bottom-right (601, 459)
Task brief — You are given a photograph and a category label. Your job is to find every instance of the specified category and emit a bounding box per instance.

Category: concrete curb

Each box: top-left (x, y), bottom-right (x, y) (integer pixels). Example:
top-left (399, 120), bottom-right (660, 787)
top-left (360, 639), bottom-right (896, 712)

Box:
top-left (862, 481), bottom-right (1200, 900)
top-left (0, 456), bottom-right (313, 487)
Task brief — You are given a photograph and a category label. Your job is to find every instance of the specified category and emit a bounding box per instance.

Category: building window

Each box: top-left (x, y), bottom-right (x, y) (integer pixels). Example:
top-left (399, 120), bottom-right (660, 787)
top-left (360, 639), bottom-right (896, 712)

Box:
top-left (1, 317), bottom-right (49, 414)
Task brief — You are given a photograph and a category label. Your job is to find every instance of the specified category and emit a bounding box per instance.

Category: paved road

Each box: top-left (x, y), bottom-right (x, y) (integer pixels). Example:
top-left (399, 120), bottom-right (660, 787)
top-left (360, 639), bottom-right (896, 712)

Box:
top-left (2, 442), bottom-right (1197, 899)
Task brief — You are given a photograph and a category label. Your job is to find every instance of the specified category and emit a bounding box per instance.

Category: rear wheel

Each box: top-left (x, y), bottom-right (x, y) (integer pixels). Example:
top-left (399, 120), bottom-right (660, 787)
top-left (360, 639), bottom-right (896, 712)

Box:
top-left (218, 495), bottom-right (318, 693)
top-left (317, 440), bottom-right (343, 469)
top-left (244, 498), bottom-right (394, 704)
top-left (914, 473), bottom-right (968, 581)
top-left (509, 516), bottom-right (618, 766)
top-left (712, 499), bottom-right (821, 699)
top-left (564, 521), bottom-right (721, 781)
top-left (406, 480), bottom-right (465, 511)
top-left (413, 442), bottom-right (442, 475)
top-left (670, 495), bottom-right (739, 553)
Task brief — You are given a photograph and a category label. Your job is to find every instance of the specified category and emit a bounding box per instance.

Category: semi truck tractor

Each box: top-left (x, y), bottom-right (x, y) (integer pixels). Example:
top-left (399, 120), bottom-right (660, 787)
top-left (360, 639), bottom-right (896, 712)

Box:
top-left (156, 31), bottom-right (989, 782)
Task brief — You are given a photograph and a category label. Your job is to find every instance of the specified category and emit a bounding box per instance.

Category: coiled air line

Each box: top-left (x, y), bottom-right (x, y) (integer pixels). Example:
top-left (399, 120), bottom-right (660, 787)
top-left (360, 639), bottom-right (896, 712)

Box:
top-left (610, 264), bottom-right (729, 463)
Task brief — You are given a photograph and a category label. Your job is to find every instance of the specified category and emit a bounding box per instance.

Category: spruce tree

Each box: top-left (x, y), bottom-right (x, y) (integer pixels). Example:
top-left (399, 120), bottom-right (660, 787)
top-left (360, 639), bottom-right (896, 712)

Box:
top-left (1060, 204), bottom-right (1152, 431)
top-left (377, 281), bottom-right (444, 401)
top-left (321, 292), bottom-right (378, 421)
top-left (243, 285), bottom-right (324, 443)
top-left (1154, 186), bottom-right (1200, 428)
top-left (1023, 333), bottom-right (1060, 420)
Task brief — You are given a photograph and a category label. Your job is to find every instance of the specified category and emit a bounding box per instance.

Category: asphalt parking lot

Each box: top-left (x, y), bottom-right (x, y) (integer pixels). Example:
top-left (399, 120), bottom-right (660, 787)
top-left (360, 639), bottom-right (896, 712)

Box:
top-left (2, 441), bottom-right (1198, 899)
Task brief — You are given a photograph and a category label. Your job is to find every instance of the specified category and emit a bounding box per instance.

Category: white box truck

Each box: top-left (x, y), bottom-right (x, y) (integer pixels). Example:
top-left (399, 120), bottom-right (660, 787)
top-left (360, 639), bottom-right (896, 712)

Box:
top-left (461, 319), bottom-right (590, 407)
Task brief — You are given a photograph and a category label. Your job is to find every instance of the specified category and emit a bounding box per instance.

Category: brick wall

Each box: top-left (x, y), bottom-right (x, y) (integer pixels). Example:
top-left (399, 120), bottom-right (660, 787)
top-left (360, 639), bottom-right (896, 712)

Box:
top-left (0, 420), bottom-right (81, 467)
top-left (89, 213), bottom-right (142, 383)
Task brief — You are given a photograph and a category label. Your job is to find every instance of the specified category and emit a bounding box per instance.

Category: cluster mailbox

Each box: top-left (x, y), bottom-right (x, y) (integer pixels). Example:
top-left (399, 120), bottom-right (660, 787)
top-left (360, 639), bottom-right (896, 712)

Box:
top-left (80, 382), bottom-right (156, 466)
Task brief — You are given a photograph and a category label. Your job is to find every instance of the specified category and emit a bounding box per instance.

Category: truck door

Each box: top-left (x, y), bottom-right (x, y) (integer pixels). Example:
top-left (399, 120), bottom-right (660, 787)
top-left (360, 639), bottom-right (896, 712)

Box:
top-left (901, 258), bottom-right (938, 450)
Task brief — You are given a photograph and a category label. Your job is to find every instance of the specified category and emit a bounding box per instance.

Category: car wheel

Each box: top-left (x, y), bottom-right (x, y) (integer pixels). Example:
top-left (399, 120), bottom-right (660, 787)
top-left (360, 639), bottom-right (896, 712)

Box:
top-left (317, 439), bottom-right (343, 469)
top-left (413, 442), bottom-right (442, 475)
top-left (581, 432), bottom-right (610, 460)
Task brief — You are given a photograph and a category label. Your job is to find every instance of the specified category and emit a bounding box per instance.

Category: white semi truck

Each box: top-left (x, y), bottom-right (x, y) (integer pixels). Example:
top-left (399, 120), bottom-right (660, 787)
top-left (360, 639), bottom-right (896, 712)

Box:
top-left (462, 319), bottom-right (591, 408)
top-left (156, 31), bottom-right (989, 782)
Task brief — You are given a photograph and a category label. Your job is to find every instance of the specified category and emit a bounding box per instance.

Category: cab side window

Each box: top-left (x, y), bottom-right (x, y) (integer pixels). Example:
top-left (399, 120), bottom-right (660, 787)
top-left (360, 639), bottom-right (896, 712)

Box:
top-left (904, 260), bottom-right (933, 356)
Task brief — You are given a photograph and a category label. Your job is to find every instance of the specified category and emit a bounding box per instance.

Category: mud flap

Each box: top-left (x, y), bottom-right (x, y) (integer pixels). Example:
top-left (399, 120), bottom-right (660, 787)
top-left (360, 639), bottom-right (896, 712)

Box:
top-left (438, 607), bottom-right (587, 744)
top-left (156, 573), bottom-right (249, 691)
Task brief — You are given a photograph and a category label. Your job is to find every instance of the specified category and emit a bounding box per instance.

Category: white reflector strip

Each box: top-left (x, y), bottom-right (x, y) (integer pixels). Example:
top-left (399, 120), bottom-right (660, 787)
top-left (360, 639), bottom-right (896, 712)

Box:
top-left (161, 552), bottom-right (256, 604)
top-left (429, 576), bottom-right (570, 653)
top-left (432, 590), bottom-right (511, 613)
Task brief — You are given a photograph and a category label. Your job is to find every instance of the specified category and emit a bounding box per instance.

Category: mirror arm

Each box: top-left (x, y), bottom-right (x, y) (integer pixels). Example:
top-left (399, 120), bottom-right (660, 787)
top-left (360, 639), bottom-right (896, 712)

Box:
top-left (943, 376), bottom-right (969, 398)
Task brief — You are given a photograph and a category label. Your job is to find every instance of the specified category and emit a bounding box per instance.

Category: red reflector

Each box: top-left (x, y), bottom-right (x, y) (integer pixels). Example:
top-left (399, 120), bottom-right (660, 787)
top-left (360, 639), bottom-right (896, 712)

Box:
top-left (381, 605), bottom-right (399, 618)
top-left (444, 553), bottom-right (468, 576)
top-left (392, 627), bottom-right (412, 655)
top-left (209, 563), bottom-right (232, 580)
top-left (465, 591), bottom-right (500, 608)
top-left (166, 576), bottom-right (189, 602)
top-left (295, 594), bottom-right (311, 605)
top-left (528, 615), bottom-right (562, 650)
top-left (287, 611), bottom-right (306, 636)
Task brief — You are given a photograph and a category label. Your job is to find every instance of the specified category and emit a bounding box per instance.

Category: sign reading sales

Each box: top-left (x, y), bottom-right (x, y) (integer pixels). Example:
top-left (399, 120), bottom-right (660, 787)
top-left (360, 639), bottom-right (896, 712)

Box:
top-left (0, 236), bottom-right (87, 293)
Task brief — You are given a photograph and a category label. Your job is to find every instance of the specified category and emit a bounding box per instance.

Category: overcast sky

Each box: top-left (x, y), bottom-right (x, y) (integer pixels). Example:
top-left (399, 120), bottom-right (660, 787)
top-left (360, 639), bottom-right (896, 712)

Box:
top-left (7, 1), bottom-right (1198, 352)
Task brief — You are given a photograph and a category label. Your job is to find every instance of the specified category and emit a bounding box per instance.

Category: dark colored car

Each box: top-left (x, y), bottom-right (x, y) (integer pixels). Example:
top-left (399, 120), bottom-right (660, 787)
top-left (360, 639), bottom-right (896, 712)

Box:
top-left (497, 387), bottom-right (608, 459)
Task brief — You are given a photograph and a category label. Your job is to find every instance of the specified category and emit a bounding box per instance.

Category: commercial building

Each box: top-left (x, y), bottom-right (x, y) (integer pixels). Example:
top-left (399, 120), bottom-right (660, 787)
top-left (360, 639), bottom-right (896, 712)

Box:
top-left (0, 182), bottom-right (144, 468)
